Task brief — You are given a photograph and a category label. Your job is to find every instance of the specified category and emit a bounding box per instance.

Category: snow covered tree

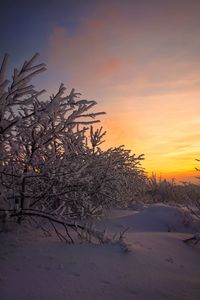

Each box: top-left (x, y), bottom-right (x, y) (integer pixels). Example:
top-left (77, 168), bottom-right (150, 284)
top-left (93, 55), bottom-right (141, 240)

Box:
top-left (0, 53), bottom-right (145, 241)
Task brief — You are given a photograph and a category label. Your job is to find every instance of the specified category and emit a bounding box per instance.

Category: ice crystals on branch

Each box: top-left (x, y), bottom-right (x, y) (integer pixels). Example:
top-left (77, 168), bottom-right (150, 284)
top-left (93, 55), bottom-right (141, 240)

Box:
top-left (0, 53), bottom-right (145, 243)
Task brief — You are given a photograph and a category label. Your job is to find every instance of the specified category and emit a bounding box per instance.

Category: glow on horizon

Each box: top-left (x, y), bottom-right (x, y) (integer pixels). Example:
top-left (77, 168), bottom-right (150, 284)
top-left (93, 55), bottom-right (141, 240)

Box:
top-left (16, 0), bottom-right (200, 183)
top-left (99, 89), bottom-right (200, 177)
top-left (41, 1), bottom-right (200, 182)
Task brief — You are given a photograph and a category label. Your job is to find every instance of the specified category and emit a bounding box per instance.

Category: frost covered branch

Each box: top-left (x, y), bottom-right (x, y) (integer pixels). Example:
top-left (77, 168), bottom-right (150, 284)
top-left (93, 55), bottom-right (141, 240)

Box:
top-left (0, 53), bottom-right (145, 241)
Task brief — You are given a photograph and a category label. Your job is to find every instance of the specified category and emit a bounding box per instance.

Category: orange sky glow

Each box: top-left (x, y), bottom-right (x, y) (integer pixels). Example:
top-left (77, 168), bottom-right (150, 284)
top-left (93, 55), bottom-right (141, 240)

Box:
top-left (31, 1), bottom-right (200, 183)
top-left (40, 1), bottom-right (200, 181)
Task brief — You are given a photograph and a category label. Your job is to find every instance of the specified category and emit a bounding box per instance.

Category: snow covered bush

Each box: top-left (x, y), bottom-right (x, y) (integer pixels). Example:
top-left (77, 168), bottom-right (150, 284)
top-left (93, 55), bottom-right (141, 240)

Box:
top-left (0, 53), bottom-right (145, 240)
top-left (145, 174), bottom-right (181, 203)
top-left (145, 174), bottom-right (200, 220)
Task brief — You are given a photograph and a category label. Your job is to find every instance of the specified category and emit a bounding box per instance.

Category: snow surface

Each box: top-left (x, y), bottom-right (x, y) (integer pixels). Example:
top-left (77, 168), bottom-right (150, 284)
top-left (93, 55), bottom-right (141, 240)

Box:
top-left (0, 204), bottom-right (200, 300)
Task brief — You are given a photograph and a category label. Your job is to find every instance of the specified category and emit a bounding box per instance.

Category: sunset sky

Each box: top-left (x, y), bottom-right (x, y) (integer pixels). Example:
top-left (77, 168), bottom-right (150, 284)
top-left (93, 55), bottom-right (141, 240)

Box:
top-left (1, 0), bottom-right (200, 182)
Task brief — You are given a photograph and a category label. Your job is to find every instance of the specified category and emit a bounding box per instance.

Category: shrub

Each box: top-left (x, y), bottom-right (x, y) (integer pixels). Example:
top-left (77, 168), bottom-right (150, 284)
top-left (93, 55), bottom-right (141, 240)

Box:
top-left (0, 53), bottom-right (145, 241)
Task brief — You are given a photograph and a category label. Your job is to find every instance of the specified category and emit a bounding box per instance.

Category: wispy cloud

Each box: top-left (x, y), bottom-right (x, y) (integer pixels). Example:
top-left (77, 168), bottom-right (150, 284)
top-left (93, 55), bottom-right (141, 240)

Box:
top-left (47, 1), bottom-right (200, 85)
top-left (46, 0), bottom-right (200, 181)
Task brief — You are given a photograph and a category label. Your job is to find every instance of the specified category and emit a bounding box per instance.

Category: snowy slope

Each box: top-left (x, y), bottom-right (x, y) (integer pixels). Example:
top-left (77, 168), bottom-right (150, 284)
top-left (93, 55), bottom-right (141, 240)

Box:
top-left (0, 204), bottom-right (200, 300)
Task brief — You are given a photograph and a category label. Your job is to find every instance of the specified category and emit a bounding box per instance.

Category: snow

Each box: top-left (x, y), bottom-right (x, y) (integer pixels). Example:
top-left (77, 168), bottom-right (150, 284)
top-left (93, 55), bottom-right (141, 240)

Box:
top-left (98, 204), bottom-right (199, 233)
top-left (0, 204), bottom-right (200, 300)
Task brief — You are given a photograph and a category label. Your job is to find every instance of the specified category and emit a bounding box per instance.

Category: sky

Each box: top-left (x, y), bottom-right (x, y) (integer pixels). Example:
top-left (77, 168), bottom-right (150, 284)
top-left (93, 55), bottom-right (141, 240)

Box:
top-left (1, 0), bottom-right (200, 182)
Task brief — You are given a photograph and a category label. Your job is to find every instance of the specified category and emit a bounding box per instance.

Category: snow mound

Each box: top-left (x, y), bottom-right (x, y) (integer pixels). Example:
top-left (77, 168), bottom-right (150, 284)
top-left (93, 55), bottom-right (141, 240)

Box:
top-left (0, 203), bottom-right (200, 300)
top-left (101, 204), bottom-right (199, 234)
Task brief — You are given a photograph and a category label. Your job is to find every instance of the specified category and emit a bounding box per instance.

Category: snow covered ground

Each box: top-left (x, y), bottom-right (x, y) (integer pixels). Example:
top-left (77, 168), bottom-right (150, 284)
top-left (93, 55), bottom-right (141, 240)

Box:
top-left (0, 204), bottom-right (200, 300)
